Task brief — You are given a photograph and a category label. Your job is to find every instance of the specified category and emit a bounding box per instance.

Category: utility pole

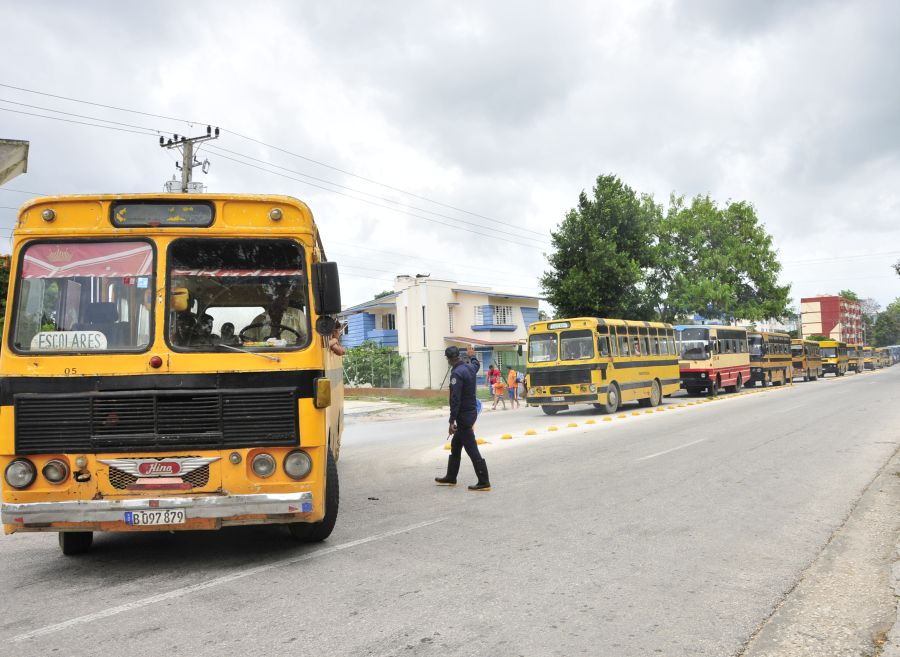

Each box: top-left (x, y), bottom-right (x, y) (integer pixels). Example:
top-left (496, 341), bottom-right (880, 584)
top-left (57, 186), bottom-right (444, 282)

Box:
top-left (159, 126), bottom-right (219, 192)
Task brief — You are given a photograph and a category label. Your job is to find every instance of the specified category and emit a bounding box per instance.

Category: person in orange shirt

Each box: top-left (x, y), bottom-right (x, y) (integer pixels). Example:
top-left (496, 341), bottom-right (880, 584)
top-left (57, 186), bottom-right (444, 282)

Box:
top-left (492, 377), bottom-right (508, 410)
top-left (506, 366), bottom-right (520, 409)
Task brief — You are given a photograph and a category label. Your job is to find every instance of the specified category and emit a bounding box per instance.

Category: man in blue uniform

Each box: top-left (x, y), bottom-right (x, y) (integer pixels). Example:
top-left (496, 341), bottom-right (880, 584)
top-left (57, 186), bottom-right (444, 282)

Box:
top-left (435, 344), bottom-right (491, 491)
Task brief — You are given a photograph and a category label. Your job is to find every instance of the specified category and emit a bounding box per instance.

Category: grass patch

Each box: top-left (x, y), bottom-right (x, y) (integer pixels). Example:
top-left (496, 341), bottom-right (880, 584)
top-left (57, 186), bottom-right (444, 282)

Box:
top-left (345, 395), bottom-right (448, 409)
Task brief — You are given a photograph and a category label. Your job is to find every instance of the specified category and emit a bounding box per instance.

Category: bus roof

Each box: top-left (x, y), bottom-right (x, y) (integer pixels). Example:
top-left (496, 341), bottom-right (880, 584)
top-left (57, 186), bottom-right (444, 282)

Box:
top-left (11, 193), bottom-right (317, 239)
top-left (528, 317), bottom-right (673, 333)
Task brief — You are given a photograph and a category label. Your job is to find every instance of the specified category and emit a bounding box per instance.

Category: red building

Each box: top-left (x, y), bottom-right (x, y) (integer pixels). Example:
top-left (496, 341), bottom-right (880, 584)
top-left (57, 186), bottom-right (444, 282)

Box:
top-left (800, 295), bottom-right (863, 343)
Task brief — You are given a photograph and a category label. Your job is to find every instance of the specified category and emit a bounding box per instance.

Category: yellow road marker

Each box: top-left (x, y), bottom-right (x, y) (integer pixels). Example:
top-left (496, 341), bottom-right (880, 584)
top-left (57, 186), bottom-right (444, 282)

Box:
top-left (644, 410), bottom-right (654, 414)
top-left (602, 417), bottom-right (613, 422)
top-left (656, 408), bottom-right (666, 412)
top-left (585, 419), bottom-right (597, 425)
top-left (443, 442), bottom-right (451, 450)
top-left (476, 438), bottom-right (489, 445)
top-left (501, 433), bottom-right (513, 440)
top-left (547, 426), bottom-right (558, 432)
top-left (617, 414), bottom-right (627, 419)
top-left (525, 429), bottom-right (537, 435)
top-left (567, 422), bottom-right (578, 428)
top-left (631, 411), bottom-right (641, 416)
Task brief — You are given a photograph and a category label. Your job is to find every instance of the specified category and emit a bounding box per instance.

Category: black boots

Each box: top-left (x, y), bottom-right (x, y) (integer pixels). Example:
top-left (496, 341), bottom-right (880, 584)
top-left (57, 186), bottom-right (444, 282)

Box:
top-left (435, 455), bottom-right (461, 485)
top-left (468, 459), bottom-right (491, 491)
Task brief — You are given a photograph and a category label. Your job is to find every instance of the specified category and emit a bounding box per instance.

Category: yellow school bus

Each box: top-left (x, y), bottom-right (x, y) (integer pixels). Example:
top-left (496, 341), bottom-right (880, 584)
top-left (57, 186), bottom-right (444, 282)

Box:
top-left (846, 344), bottom-right (864, 374)
top-left (863, 346), bottom-right (876, 370)
top-left (876, 347), bottom-right (891, 368)
top-left (1, 194), bottom-right (344, 555)
top-left (525, 318), bottom-right (680, 414)
top-left (819, 339), bottom-right (848, 376)
top-left (676, 325), bottom-right (751, 395)
top-left (748, 331), bottom-right (793, 386)
top-left (791, 338), bottom-right (822, 381)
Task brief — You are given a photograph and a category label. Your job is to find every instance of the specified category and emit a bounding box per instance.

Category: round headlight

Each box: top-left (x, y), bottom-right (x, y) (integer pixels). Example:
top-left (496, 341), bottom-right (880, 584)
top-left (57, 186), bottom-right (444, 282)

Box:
top-left (5, 459), bottom-right (37, 490)
top-left (251, 453), bottom-right (276, 478)
top-left (589, 384), bottom-right (597, 392)
top-left (42, 459), bottom-right (69, 484)
top-left (283, 450), bottom-right (312, 480)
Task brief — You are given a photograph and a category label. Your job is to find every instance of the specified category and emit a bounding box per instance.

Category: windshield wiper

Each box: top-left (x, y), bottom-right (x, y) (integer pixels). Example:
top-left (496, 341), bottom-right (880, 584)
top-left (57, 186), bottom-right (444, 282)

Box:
top-left (216, 343), bottom-right (281, 363)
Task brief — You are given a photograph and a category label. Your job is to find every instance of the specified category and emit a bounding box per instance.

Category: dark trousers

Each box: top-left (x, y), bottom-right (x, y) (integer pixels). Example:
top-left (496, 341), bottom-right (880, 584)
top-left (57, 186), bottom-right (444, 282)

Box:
top-left (450, 420), bottom-right (482, 462)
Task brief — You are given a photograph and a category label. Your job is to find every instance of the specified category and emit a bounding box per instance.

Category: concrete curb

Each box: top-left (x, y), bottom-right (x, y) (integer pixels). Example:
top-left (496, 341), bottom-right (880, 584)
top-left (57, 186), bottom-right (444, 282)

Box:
top-left (882, 539), bottom-right (900, 657)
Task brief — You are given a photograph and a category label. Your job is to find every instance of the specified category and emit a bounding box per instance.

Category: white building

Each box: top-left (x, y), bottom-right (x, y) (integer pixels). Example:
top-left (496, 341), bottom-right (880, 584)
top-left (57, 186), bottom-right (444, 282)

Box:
top-left (342, 275), bottom-right (541, 389)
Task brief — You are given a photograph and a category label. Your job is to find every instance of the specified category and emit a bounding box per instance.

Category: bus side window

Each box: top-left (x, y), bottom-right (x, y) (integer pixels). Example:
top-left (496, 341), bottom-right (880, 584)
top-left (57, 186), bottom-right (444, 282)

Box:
top-left (668, 335), bottom-right (676, 356)
top-left (609, 329), bottom-right (618, 356)
top-left (642, 336), bottom-right (651, 356)
top-left (619, 334), bottom-right (630, 356)
top-left (598, 336), bottom-right (610, 357)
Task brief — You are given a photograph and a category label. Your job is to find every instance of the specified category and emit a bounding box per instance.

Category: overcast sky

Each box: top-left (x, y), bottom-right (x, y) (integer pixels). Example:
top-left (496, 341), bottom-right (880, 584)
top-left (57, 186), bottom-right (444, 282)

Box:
top-left (1, 0), bottom-right (898, 311)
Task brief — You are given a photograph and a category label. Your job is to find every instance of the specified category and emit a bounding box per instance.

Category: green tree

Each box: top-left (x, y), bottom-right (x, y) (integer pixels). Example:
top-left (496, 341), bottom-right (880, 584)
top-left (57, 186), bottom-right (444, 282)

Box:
top-left (655, 195), bottom-right (791, 322)
top-left (838, 289), bottom-right (859, 301)
top-left (343, 341), bottom-right (404, 387)
top-left (540, 174), bottom-right (660, 320)
top-left (873, 299), bottom-right (900, 346)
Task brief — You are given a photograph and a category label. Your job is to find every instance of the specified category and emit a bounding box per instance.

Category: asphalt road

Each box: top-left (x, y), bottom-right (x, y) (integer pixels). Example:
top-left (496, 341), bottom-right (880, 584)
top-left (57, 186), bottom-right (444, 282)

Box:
top-left (2, 368), bottom-right (899, 656)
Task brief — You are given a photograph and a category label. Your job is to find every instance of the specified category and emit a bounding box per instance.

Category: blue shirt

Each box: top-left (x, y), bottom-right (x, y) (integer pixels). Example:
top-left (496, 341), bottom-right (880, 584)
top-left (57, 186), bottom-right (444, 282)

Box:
top-left (448, 357), bottom-right (481, 424)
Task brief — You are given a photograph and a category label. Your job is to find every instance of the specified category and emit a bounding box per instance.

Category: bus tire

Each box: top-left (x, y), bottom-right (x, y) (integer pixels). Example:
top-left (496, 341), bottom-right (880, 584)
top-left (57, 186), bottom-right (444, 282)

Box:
top-left (649, 379), bottom-right (661, 406)
top-left (710, 376), bottom-right (721, 397)
top-left (601, 384), bottom-right (620, 414)
top-left (59, 531), bottom-right (93, 556)
top-left (727, 375), bottom-right (742, 394)
top-left (541, 405), bottom-right (561, 416)
top-left (804, 369), bottom-right (810, 382)
top-left (289, 451), bottom-right (339, 543)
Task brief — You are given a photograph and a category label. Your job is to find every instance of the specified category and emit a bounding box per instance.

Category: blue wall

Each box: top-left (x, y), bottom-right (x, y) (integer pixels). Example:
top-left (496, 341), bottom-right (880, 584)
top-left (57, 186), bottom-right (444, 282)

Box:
top-left (344, 313), bottom-right (397, 348)
top-left (521, 307), bottom-right (539, 330)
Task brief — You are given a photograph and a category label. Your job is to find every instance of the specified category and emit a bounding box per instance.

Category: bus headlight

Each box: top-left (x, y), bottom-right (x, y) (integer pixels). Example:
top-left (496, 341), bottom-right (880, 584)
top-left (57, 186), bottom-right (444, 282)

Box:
top-left (42, 459), bottom-right (69, 484)
top-left (700, 372), bottom-right (707, 378)
top-left (5, 459), bottom-right (37, 489)
top-left (283, 450), bottom-right (312, 480)
top-left (589, 384), bottom-right (596, 393)
top-left (251, 453), bottom-right (277, 478)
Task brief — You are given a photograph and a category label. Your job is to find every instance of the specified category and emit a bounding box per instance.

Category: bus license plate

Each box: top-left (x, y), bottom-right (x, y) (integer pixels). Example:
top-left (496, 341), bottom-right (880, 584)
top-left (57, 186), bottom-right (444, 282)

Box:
top-left (124, 509), bottom-right (186, 526)
top-left (551, 396), bottom-right (565, 402)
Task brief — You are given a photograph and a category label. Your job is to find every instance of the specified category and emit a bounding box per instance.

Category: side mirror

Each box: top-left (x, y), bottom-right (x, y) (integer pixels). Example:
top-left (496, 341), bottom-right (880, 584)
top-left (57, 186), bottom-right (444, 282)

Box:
top-left (312, 261), bottom-right (342, 316)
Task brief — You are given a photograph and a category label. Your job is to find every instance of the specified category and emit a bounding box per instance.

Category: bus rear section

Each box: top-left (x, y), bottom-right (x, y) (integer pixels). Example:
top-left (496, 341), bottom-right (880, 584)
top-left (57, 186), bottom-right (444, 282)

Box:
top-left (525, 318), bottom-right (680, 415)
top-left (748, 331), bottom-right (792, 387)
top-left (677, 326), bottom-right (750, 396)
top-left (846, 344), bottom-right (863, 373)
top-left (791, 338), bottom-right (822, 381)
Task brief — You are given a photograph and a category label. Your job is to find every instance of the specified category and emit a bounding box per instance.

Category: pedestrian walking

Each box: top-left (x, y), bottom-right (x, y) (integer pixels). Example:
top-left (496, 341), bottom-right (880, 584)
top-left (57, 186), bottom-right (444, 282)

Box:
top-left (435, 344), bottom-right (491, 491)
top-left (506, 365), bottom-right (520, 409)
top-left (492, 376), bottom-right (508, 410)
top-left (486, 364), bottom-right (498, 397)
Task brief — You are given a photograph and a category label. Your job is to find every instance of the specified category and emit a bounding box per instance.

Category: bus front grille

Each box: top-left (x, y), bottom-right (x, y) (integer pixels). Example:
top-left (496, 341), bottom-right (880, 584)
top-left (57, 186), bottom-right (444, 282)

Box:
top-left (529, 368), bottom-right (592, 387)
top-left (106, 459), bottom-right (211, 490)
top-left (14, 388), bottom-right (299, 454)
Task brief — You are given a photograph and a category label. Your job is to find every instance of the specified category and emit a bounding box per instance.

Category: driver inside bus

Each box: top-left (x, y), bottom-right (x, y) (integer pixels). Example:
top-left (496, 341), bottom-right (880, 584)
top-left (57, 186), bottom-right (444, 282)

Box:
top-left (243, 291), bottom-right (308, 345)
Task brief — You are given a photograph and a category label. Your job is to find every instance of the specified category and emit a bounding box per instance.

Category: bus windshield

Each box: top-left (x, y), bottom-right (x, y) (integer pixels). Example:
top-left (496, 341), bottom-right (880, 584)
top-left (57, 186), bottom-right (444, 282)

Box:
top-left (821, 347), bottom-right (837, 358)
top-left (791, 345), bottom-right (803, 357)
top-left (848, 348), bottom-right (858, 357)
top-left (167, 238), bottom-right (310, 351)
top-left (560, 329), bottom-right (594, 361)
top-left (528, 333), bottom-right (558, 362)
top-left (11, 240), bottom-right (154, 353)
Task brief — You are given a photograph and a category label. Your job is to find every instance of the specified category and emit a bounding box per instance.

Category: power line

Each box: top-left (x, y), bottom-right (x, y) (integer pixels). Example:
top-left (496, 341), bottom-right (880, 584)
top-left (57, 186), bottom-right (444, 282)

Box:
top-left (0, 98), bottom-right (165, 134)
top-left (0, 106), bottom-right (157, 136)
top-left (0, 81), bottom-right (543, 237)
top-left (2, 95), bottom-right (549, 249)
top-left (211, 150), bottom-right (547, 250)
top-left (783, 250), bottom-right (900, 266)
top-left (0, 187), bottom-right (47, 196)
top-left (205, 144), bottom-right (549, 241)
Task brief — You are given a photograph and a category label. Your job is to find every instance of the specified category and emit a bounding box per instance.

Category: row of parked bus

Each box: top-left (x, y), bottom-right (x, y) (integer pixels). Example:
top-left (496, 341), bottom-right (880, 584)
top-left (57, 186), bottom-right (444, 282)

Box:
top-left (525, 317), bottom-right (894, 415)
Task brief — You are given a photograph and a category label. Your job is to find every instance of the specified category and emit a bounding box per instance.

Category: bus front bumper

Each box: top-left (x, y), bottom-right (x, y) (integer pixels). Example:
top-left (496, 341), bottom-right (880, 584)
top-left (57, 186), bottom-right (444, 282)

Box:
top-left (2, 491), bottom-right (314, 525)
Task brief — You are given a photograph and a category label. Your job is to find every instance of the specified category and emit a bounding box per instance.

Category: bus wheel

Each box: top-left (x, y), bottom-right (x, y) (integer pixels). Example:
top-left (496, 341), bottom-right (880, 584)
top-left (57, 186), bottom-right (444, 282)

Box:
top-left (59, 531), bottom-right (93, 556)
top-left (804, 369), bottom-right (810, 382)
top-left (600, 384), bottom-right (620, 413)
top-left (541, 405), bottom-right (561, 416)
top-left (710, 377), bottom-right (720, 397)
top-left (729, 375), bottom-right (743, 393)
top-left (289, 451), bottom-right (339, 543)
top-left (648, 380), bottom-right (661, 406)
